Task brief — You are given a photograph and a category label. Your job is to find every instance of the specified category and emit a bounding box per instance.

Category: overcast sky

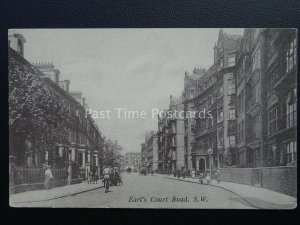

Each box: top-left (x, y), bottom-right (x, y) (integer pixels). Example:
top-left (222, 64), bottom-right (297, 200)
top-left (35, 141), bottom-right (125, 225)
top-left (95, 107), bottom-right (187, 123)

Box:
top-left (9, 28), bottom-right (244, 153)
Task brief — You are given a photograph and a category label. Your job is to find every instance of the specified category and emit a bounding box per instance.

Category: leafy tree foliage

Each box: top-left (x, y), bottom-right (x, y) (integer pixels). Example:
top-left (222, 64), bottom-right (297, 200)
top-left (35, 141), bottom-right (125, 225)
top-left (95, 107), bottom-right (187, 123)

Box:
top-left (102, 139), bottom-right (123, 167)
top-left (9, 55), bottom-right (70, 164)
top-left (224, 150), bottom-right (233, 166)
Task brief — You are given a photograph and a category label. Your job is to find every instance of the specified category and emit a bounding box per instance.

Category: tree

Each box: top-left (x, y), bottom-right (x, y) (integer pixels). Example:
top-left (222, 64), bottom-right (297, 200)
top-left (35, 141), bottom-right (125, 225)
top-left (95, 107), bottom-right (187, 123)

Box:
top-left (9, 55), bottom-right (70, 166)
top-left (102, 139), bottom-right (123, 167)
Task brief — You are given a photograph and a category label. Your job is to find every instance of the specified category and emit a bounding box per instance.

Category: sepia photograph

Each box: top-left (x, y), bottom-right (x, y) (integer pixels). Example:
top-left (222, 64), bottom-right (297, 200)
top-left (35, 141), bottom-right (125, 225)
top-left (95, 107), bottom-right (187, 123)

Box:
top-left (8, 28), bottom-right (297, 209)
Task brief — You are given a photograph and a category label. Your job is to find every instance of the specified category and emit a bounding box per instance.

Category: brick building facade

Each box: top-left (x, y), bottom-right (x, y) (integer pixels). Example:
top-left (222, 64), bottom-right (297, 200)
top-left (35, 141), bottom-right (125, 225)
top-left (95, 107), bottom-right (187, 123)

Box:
top-left (141, 131), bottom-right (158, 172)
top-left (157, 28), bottom-right (297, 174)
top-left (9, 34), bottom-right (104, 182)
top-left (157, 96), bottom-right (185, 171)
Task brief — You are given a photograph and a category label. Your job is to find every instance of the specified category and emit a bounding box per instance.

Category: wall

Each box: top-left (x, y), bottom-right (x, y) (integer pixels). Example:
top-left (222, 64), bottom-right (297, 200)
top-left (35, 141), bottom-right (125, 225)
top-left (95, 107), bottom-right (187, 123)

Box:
top-left (220, 166), bottom-right (296, 197)
top-left (261, 167), bottom-right (297, 197)
top-left (220, 167), bottom-right (253, 185)
top-left (13, 178), bottom-right (82, 194)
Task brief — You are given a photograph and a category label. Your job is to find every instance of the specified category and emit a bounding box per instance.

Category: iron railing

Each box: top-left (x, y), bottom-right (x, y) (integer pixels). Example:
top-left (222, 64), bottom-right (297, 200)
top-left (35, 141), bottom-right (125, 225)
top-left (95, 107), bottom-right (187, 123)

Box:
top-left (14, 167), bottom-right (68, 185)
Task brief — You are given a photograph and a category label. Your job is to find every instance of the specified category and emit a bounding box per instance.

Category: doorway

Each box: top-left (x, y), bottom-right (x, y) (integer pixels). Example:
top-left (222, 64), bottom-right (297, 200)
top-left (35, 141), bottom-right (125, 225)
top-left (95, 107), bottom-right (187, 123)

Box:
top-left (199, 158), bottom-right (206, 172)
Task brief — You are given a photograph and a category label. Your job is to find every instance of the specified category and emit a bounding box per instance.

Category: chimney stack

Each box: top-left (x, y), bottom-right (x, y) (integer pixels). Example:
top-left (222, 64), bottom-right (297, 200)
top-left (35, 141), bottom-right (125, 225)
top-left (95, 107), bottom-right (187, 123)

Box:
top-left (8, 34), bottom-right (26, 57)
top-left (59, 80), bottom-right (70, 93)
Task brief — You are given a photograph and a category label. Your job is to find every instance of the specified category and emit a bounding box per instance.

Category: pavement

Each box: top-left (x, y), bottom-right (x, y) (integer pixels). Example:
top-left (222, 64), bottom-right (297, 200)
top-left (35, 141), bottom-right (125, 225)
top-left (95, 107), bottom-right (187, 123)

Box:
top-left (161, 174), bottom-right (297, 209)
top-left (10, 181), bottom-right (103, 206)
top-left (10, 173), bottom-right (297, 209)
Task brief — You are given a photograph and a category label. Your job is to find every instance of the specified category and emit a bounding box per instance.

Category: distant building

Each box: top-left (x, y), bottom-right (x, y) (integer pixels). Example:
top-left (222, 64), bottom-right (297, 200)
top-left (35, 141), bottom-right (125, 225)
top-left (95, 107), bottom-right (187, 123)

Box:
top-left (157, 96), bottom-right (185, 171)
top-left (119, 154), bottom-right (126, 169)
top-left (125, 152), bottom-right (141, 169)
top-left (141, 131), bottom-right (158, 172)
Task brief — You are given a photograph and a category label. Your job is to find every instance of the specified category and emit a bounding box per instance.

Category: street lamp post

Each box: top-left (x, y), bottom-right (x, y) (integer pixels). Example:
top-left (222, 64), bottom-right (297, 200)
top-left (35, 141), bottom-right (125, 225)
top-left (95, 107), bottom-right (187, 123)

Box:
top-left (207, 148), bottom-right (213, 182)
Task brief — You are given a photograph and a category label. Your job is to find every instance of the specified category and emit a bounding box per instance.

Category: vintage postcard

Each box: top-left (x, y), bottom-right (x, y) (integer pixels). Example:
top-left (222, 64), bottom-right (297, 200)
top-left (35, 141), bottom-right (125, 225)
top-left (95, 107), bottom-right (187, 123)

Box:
top-left (9, 28), bottom-right (297, 209)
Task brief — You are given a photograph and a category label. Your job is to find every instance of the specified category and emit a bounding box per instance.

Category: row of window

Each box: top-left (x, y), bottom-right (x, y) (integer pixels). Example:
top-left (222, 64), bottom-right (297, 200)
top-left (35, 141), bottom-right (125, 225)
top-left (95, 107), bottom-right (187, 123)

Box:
top-left (286, 38), bottom-right (297, 73)
top-left (268, 90), bottom-right (297, 134)
top-left (238, 120), bottom-right (245, 142)
top-left (194, 139), bottom-right (210, 150)
top-left (217, 107), bottom-right (236, 122)
top-left (195, 94), bottom-right (216, 107)
top-left (216, 134), bottom-right (236, 148)
top-left (286, 141), bottom-right (297, 164)
top-left (246, 36), bottom-right (295, 78)
top-left (195, 118), bottom-right (213, 131)
top-left (197, 76), bottom-right (217, 94)
top-left (69, 129), bottom-right (94, 146)
top-left (237, 90), bottom-right (245, 114)
top-left (269, 140), bottom-right (297, 166)
top-left (217, 53), bottom-right (236, 69)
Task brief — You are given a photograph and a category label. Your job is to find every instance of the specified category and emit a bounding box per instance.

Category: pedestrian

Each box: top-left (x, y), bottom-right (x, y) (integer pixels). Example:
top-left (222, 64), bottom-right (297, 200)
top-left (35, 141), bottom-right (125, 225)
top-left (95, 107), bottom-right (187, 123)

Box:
top-left (191, 169), bottom-right (196, 179)
top-left (115, 170), bottom-right (120, 185)
top-left (182, 168), bottom-right (186, 179)
top-left (87, 171), bottom-right (92, 184)
top-left (216, 169), bottom-right (221, 183)
top-left (199, 171), bottom-right (204, 184)
top-left (94, 172), bottom-right (99, 184)
top-left (92, 171), bottom-right (96, 184)
top-left (110, 170), bottom-right (115, 186)
top-left (204, 173), bottom-right (210, 184)
top-left (44, 165), bottom-right (53, 190)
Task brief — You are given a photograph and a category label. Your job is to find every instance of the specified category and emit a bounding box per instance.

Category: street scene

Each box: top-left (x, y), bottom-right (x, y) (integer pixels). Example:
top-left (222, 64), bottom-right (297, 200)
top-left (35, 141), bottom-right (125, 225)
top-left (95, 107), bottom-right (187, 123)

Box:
top-left (11, 173), bottom-right (253, 208)
top-left (11, 172), bottom-right (295, 209)
top-left (9, 29), bottom-right (297, 209)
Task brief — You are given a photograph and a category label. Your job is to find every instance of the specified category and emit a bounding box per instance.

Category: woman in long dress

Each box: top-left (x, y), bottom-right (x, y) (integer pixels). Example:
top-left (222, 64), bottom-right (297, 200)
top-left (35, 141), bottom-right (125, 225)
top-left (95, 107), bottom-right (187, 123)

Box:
top-left (44, 166), bottom-right (53, 189)
top-left (191, 169), bottom-right (196, 179)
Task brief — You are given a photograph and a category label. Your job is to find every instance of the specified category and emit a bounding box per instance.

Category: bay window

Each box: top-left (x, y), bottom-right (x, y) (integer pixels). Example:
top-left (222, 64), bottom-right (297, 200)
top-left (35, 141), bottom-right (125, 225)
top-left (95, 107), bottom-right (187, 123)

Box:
top-left (286, 141), bottom-right (297, 164)
top-left (218, 109), bottom-right (223, 123)
top-left (268, 107), bottom-right (278, 134)
top-left (218, 86), bottom-right (224, 97)
top-left (228, 54), bottom-right (235, 67)
top-left (228, 80), bottom-right (235, 95)
top-left (286, 38), bottom-right (297, 72)
top-left (286, 89), bottom-right (297, 128)
top-left (228, 136), bottom-right (236, 146)
top-left (228, 107), bottom-right (236, 119)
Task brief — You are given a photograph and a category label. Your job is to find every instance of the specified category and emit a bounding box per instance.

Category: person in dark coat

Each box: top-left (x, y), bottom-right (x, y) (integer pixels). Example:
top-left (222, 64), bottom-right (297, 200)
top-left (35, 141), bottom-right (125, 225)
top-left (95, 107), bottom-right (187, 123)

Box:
top-left (87, 171), bottom-right (92, 184)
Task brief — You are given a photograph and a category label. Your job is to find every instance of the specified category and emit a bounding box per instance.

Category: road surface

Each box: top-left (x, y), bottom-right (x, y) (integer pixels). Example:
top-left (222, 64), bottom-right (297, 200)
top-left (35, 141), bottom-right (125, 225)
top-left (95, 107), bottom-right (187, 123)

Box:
top-left (15, 173), bottom-right (254, 208)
